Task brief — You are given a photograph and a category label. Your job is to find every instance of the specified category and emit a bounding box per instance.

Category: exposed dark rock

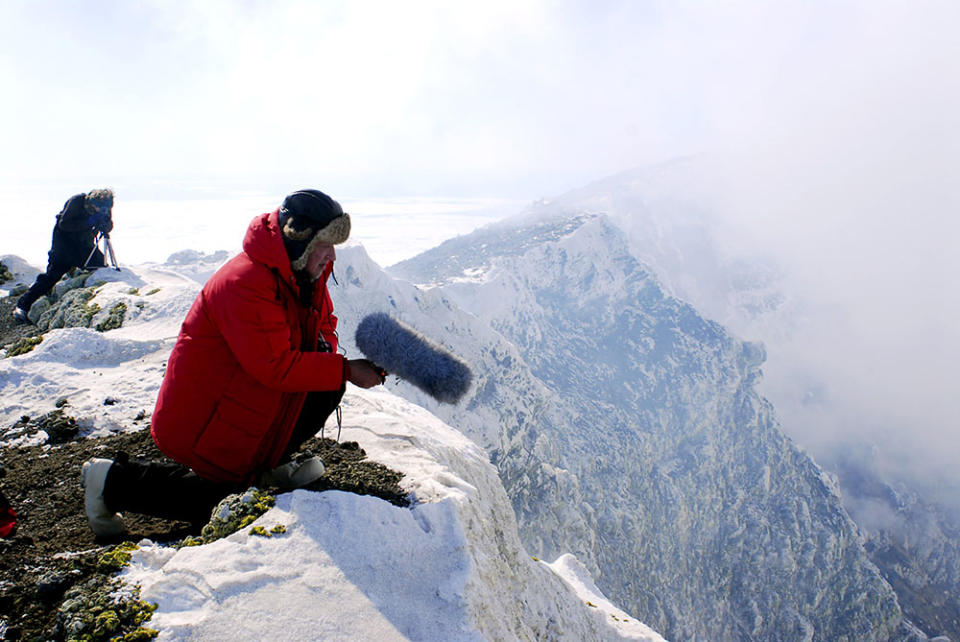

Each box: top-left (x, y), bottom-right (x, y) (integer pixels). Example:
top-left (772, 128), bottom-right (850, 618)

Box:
top-left (2, 410), bottom-right (81, 446)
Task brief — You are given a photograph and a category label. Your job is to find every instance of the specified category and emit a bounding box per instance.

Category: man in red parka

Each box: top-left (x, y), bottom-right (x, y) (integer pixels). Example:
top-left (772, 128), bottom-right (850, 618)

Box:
top-left (80, 189), bottom-right (385, 536)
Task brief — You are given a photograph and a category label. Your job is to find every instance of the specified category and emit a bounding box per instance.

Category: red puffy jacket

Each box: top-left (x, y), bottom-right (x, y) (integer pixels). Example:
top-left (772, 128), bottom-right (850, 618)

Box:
top-left (151, 210), bottom-right (347, 483)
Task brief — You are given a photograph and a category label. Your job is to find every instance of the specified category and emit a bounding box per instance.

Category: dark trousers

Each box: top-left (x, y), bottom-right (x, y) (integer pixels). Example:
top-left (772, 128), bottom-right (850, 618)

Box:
top-left (17, 248), bottom-right (105, 312)
top-left (103, 389), bottom-right (344, 525)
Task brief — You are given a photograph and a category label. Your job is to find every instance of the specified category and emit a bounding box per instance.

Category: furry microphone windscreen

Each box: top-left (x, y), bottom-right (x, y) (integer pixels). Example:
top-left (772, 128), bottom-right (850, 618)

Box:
top-left (355, 312), bottom-right (473, 404)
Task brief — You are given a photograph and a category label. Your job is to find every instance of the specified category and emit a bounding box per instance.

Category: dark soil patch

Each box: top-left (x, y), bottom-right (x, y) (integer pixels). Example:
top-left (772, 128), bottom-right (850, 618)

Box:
top-left (0, 430), bottom-right (191, 640)
top-left (0, 296), bottom-right (44, 355)
top-left (1, 421), bottom-right (409, 640)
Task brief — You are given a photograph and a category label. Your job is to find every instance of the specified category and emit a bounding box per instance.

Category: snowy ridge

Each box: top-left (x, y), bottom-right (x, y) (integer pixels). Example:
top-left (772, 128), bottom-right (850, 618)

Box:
top-left (125, 389), bottom-right (663, 640)
top-left (0, 255), bottom-right (663, 641)
top-left (511, 161), bottom-right (791, 337)
top-left (387, 214), bottom-right (930, 640)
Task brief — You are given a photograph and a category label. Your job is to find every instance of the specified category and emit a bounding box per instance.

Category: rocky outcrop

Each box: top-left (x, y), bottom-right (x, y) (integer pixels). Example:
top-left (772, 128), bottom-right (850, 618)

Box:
top-left (379, 214), bottom-right (927, 640)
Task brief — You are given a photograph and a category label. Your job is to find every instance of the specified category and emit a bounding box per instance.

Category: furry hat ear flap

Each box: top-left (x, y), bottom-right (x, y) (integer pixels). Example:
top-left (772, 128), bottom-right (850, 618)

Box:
top-left (278, 189), bottom-right (351, 270)
top-left (288, 213), bottom-right (350, 271)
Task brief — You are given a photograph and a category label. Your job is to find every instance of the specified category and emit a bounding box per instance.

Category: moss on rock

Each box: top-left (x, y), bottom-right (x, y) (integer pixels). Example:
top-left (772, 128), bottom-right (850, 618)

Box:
top-left (95, 302), bottom-right (127, 332)
top-left (179, 489), bottom-right (277, 546)
top-left (97, 542), bottom-right (140, 573)
top-left (36, 286), bottom-right (101, 331)
top-left (55, 575), bottom-right (157, 641)
top-left (5, 335), bottom-right (43, 357)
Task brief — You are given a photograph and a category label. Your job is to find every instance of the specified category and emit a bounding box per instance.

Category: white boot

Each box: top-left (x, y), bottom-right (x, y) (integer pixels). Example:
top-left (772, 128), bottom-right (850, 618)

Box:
top-left (12, 307), bottom-right (29, 325)
top-left (258, 456), bottom-right (326, 490)
top-left (81, 458), bottom-right (125, 536)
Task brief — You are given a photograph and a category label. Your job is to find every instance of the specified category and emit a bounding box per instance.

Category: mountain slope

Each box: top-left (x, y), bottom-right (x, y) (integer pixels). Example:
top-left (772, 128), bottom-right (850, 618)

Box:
top-left (828, 446), bottom-right (960, 641)
top-left (444, 162), bottom-right (960, 641)
top-left (384, 214), bottom-right (927, 640)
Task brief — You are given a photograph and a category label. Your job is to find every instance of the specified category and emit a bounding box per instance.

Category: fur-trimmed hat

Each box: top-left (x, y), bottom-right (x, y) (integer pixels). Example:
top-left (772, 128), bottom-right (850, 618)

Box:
top-left (85, 188), bottom-right (114, 209)
top-left (278, 189), bottom-right (351, 271)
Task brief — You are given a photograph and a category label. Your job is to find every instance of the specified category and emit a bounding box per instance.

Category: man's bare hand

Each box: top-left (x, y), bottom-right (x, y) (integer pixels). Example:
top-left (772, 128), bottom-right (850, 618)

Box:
top-left (347, 359), bottom-right (386, 389)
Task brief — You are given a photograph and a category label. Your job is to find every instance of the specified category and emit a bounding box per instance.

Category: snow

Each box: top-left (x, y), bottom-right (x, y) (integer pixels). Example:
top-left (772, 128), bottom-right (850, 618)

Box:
top-left (547, 555), bottom-right (657, 637)
top-left (0, 263), bottom-right (203, 439)
top-left (0, 253), bottom-right (666, 641)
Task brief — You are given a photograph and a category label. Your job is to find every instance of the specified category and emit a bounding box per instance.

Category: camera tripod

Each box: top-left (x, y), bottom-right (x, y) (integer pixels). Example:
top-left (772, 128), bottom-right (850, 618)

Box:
top-left (83, 233), bottom-right (121, 271)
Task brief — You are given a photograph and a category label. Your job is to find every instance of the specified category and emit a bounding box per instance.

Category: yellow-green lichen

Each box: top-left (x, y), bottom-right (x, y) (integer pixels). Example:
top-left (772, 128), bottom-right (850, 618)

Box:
top-left (97, 542), bottom-right (139, 573)
top-left (5, 335), bottom-right (43, 357)
top-left (56, 575), bottom-right (158, 642)
top-left (249, 523), bottom-right (287, 538)
top-left (145, 287), bottom-right (161, 296)
top-left (93, 609), bottom-right (121, 637)
top-left (189, 489), bottom-right (277, 545)
top-left (122, 627), bottom-right (161, 641)
top-left (95, 301), bottom-right (127, 332)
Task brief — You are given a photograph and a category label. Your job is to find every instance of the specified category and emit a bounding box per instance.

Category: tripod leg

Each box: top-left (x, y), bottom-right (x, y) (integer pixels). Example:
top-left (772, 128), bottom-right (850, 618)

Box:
top-left (83, 235), bottom-right (102, 269)
top-left (106, 237), bottom-right (120, 271)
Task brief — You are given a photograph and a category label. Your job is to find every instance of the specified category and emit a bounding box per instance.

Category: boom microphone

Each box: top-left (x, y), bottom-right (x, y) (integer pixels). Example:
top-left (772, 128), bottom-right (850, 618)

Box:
top-left (355, 312), bottom-right (473, 404)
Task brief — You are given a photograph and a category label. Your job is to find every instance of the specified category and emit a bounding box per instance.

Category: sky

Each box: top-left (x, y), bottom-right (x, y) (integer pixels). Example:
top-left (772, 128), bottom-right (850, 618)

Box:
top-left (3, 1), bottom-right (956, 203)
top-left (2, 2), bottom-right (958, 484)
top-left (0, 0), bottom-right (835, 198)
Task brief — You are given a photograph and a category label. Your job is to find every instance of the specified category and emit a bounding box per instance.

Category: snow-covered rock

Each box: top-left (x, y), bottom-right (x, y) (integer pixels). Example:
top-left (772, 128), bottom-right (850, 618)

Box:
top-left (1, 255), bottom-right (664, 641)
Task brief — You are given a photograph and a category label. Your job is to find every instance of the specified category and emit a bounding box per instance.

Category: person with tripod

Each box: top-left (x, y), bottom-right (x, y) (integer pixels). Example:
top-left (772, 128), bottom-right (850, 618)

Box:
top-left (12, 188), bottom-right (116, 324)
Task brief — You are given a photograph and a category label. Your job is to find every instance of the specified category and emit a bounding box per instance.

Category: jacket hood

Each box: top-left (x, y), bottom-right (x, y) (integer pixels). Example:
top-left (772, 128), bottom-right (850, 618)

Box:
top-left (243, 210), bottom-right (296, 278)
top-left (242, 210), bottom-right (333, 284)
